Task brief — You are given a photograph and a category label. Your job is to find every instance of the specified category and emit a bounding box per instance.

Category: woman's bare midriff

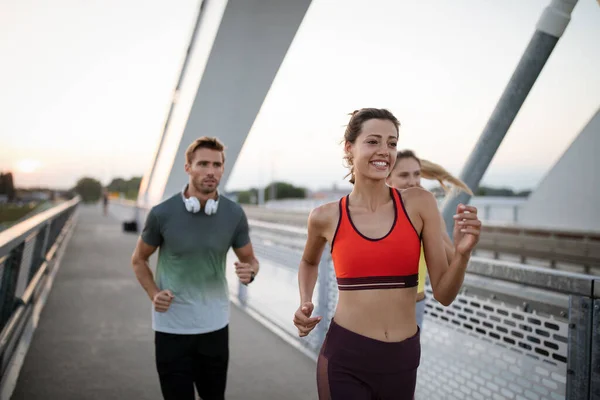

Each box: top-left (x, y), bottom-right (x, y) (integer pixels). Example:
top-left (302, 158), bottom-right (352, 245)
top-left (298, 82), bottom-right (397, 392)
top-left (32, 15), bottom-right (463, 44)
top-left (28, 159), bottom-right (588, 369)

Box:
top-left (333, 288), bottom-right (419, 342)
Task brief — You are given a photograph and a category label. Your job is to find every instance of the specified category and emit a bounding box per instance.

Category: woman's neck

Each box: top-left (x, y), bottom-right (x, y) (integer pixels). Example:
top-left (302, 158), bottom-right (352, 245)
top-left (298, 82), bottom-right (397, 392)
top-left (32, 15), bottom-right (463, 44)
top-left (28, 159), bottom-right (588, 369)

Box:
top-left (349, 179), bottom-right (391, 212)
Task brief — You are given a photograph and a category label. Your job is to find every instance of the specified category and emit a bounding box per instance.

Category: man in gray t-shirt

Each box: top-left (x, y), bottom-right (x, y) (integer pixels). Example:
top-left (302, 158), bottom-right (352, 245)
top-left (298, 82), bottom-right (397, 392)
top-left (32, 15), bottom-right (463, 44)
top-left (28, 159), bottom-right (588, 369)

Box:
top-left (131, 136), bottom-right (259, 400)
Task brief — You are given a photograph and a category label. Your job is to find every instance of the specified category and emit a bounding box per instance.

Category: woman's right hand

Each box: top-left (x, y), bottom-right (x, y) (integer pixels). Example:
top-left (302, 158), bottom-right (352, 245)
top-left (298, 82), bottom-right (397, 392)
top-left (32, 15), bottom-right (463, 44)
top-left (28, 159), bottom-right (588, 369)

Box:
top-left (293, 302), bottom-right (322, 337)
top-left (452, 204), bottom-right (481, 256)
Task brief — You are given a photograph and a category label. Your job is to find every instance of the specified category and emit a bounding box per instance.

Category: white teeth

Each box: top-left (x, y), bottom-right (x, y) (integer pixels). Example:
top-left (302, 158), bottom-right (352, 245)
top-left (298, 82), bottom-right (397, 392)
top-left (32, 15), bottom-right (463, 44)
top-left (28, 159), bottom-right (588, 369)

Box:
top-left (371, 161), bottom-right (388, 167)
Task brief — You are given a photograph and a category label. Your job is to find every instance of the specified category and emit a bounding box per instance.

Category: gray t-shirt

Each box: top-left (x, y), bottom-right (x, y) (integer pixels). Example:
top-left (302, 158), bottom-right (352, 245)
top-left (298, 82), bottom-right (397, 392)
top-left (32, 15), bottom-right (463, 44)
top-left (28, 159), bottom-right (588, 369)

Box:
top-left (141, 192), bottom-right (250, 334)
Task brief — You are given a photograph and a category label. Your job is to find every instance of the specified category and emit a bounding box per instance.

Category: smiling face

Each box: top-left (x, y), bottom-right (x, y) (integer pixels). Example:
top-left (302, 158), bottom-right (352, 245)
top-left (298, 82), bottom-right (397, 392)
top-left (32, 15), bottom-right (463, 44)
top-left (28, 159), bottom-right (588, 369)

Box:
top-left (345, 118), bottom-right (399, 183)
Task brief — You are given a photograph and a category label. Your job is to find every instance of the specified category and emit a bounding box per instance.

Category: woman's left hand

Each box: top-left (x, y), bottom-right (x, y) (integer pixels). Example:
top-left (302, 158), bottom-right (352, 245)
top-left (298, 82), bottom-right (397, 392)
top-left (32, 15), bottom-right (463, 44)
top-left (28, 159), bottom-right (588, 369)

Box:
top-left (452, 204), bottom-right (481, 256)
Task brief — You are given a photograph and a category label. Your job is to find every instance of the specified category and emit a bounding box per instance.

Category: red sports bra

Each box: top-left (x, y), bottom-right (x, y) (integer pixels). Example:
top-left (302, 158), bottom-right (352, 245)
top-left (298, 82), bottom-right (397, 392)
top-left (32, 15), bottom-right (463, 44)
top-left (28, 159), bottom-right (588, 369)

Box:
top-left (330, 188), bottom-right (421, 291)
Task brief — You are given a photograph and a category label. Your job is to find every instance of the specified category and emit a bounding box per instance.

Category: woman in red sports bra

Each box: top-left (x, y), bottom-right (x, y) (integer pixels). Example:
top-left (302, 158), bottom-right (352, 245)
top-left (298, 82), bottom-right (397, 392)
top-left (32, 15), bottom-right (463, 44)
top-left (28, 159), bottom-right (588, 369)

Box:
top-left (292, 108), bottom-right (482, 400)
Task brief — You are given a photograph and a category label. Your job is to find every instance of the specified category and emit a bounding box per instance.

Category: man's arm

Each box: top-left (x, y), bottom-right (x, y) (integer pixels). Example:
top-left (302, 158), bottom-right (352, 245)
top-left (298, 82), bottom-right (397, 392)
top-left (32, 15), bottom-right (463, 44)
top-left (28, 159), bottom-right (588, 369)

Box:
top-left (130, 208), bottom-right (174, 312)
top-left (131, 238), bottom-right (174, 312)
top-left (231, 210), bottom-right (258, 284)
top-left (131, 238), bottom-right (160, 301)
top-left (233, 243), bottom-right (259, 284)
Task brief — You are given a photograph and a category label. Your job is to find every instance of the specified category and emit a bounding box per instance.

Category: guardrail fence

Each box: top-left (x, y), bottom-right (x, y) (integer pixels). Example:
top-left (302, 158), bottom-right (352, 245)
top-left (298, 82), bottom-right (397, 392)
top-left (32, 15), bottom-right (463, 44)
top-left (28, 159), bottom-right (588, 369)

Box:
top-left (0, 198), bottom-right (80, 381)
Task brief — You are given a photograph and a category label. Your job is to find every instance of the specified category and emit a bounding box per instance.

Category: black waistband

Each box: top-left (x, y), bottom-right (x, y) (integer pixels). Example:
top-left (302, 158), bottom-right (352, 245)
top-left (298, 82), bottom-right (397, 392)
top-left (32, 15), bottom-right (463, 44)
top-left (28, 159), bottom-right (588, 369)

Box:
top-left (337, 274), bottom-right (418, 291)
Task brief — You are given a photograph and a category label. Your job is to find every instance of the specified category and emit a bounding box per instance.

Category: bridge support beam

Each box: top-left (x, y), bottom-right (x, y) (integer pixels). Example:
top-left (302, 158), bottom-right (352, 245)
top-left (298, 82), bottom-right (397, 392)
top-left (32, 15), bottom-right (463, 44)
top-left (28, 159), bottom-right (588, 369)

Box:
top-left (138, 0), bottom-right (313, 207)
top-left (440, 0), bottom-right (579, 231)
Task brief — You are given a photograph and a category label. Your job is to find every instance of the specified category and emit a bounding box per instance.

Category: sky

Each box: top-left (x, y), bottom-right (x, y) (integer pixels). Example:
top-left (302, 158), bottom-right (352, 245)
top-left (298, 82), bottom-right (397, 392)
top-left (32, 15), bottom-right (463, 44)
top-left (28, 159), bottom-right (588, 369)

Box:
top-left (1, 0), bottom-right (599, 193)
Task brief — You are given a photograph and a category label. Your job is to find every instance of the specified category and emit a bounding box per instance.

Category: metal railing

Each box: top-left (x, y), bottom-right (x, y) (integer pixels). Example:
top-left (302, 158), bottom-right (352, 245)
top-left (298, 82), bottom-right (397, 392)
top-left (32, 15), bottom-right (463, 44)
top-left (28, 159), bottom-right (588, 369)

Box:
top-left (476, 224), bottom-right (600, 273)
top-left (422, 258), bottom-right (598, 400)
top-left (0, 197), bottom-right (79, 380)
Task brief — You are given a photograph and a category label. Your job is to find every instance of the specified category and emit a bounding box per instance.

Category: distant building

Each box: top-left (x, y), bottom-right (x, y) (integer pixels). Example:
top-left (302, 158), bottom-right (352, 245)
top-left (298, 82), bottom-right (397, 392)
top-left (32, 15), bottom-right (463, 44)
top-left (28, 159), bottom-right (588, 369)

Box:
top-left (15, 190), bottom-right (51, 203)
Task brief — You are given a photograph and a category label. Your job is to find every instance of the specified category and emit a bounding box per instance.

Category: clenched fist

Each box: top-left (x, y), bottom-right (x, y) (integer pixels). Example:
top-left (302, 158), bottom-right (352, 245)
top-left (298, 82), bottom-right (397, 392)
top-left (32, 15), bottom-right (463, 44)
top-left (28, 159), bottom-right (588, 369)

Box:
top-left (153, 289), bottom-right (174, 313)
top-left (235, 261), bottom-right (255, 285)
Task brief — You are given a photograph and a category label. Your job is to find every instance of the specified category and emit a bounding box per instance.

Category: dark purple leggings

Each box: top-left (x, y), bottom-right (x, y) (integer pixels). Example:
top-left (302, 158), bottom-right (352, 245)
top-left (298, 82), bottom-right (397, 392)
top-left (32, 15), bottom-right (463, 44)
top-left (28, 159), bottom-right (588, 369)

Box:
top-left (317, 319), bottom-right (420, 400)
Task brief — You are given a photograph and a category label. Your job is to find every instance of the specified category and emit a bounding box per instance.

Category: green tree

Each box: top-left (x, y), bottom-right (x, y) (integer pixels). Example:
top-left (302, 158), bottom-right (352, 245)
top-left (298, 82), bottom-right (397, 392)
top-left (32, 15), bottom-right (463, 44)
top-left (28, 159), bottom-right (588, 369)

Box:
top-left (476, 187), bottom-right (487, 196)
top-left (107, 178), bottom-right (127, 193)
top-left (0, 172), bottom-right (15, 201)
top-left (107, 176), bottom-right (142, 200)
top-left (264, 181), bottom-right (306, 200)
top-left (233, 181), bottom-right (306, 204)
top-left (74, 177), bottom-right (103, 203)
top-left (237, 190), bottom-right (257, 204)
top-left (126, 177), bottom-right (142, 199)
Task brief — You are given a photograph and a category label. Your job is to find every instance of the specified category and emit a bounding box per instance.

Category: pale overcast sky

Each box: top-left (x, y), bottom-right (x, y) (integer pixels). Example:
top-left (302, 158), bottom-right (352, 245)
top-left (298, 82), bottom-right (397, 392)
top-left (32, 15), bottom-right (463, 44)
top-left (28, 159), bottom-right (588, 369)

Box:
top-left (1, 0), bottom-right (599, 192)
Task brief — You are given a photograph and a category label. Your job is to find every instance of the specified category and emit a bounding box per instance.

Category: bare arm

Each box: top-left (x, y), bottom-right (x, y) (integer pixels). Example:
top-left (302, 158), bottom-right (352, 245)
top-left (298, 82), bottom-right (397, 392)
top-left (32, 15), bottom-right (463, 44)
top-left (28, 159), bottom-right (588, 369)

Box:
top-left (233, 242), bottom-right (260, 284)
top-left (420, 192), bottom-right (477, 306)
top-left (233, 243), bottom-right (259, 274)
top-left (131, 238), bottom-right (160, 301)
top-left (293, 206), bottom-right (331, 337)
top-left (440, 213), bottom-right (455, 264)
top-left (298, 208), bottom-right (329, 304)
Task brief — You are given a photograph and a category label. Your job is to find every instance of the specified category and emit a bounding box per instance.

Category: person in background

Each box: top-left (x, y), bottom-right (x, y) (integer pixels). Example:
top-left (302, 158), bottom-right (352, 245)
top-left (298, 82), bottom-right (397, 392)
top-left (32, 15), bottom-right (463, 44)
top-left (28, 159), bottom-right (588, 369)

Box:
top-left (102, 190), bottom-right (109, 216)
top-left (386, 149), bottom-right (473, 330)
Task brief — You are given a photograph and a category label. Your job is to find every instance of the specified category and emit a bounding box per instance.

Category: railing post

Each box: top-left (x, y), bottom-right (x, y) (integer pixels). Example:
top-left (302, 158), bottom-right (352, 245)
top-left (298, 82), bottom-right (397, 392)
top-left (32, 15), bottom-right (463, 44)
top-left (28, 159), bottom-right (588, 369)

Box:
top-left (566, 295), bottom-right (593, 399)
top-left (13, 234), bottom-right (36, 301)
top-left (0, 245), bottom-right (24, 331)
top-left (28, 224), bottom-right (50, 283)
top-left (591, 295), bottom-right (600, 399)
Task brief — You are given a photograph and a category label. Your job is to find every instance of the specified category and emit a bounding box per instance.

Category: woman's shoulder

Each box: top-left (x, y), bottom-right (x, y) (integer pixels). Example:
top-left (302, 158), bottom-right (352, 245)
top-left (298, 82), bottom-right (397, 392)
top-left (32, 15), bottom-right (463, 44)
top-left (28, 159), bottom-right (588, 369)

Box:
top-left (399, 187), bottom-right (438, 215)
top-left (399, 186), bottom-right (436, 203)
top-left (308, 200), bottom-right (341, 230)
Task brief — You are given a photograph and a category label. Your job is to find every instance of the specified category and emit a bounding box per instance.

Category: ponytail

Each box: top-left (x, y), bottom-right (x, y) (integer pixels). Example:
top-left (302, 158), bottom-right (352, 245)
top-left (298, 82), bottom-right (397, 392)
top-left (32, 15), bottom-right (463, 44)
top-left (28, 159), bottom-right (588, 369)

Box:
top-left (419, 159), bottom-right (473, 195)
top-left (395, 150), bottom-right (473, 195)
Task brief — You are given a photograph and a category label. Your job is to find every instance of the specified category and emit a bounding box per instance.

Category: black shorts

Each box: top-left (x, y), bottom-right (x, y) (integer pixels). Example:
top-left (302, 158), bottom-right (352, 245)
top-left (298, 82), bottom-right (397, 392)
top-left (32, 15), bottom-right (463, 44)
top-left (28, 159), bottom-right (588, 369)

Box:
top-left (317, 319), bottom-right (420, 400)
top-left (155, 325), bottom-right (229, 400)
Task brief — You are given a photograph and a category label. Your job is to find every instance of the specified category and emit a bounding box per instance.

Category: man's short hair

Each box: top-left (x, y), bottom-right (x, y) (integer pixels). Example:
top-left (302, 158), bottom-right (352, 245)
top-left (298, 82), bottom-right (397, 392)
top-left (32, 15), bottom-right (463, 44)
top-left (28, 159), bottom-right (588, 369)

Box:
top-left (185, 137), bottom-right (226, 164)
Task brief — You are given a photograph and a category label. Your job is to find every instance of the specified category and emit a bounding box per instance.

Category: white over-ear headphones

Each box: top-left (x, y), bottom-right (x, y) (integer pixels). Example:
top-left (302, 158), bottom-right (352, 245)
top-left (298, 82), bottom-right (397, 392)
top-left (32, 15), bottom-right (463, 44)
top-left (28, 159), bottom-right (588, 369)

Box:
top-left (181, 185), bottom-right (219, 215)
